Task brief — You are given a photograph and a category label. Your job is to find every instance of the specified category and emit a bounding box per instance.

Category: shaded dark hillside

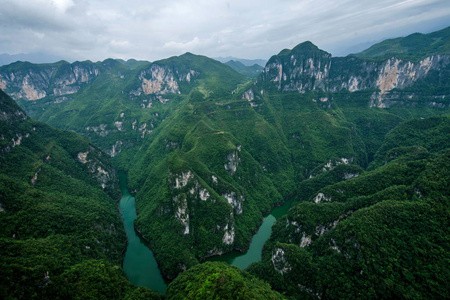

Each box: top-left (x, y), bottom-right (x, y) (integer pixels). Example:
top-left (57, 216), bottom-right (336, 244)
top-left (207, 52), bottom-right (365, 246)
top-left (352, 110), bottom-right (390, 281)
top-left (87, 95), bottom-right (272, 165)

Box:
top-left (166, 262), bottom-right (284, 299)
top-left (0, 26), bottom-right (449, 297)
top-left (248, 115), bottom-right (450, 299)
top-left (0, 90), bottom-right (162, 299)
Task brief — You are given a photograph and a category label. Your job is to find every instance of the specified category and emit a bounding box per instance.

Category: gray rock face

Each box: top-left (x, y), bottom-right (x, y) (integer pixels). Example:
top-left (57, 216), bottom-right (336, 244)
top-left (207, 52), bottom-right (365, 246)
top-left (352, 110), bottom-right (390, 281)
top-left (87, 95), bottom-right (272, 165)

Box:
top-left (75, 146), bottom-right (118, 192)
top-left (133, 64), bottom-right (199, 97)
top-left (253, 42), bottom-right (450, 107)
top-left (139, 64), bottom-right (181, 95)
top-left (260, 42), bottom-right (332, 93)
top-left (0, 61), bottom-right (100, 100)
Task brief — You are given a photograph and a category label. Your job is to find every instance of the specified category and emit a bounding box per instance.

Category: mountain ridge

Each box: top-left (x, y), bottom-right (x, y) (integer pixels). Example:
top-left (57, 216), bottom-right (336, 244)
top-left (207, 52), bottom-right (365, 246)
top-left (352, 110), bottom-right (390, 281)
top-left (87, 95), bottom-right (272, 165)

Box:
top-left (0, 89), bottom-right (148, 298)
top-left (352, 26), bottom-right (450, 61)
top-left (0, 26), bottom-right (449, 297)
top-left (245, 39), bottom-right (450, 107)
top-left (213, 56), bottom-right (267, 67)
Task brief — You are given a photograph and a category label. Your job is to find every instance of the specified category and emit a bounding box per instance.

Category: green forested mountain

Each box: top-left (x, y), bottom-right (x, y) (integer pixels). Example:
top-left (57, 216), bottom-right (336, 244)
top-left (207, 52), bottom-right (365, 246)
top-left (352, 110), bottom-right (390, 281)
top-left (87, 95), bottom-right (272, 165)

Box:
top-left (248, 115), bottom-right (450, 299)
top-left (0, 89), bottom-right (158, 298)
top-left (127, 31), bottom-right (448, 279)
top-left (0, 53), bottom-right (247, 169)
top-left (353, 26), bottom-right (450, 61)
top-left (213, 57), bottom-right (267, 67)
top-left (0, 26), bottom-right (449, 299)
top-left (166, 262), bottom-right (284, 299)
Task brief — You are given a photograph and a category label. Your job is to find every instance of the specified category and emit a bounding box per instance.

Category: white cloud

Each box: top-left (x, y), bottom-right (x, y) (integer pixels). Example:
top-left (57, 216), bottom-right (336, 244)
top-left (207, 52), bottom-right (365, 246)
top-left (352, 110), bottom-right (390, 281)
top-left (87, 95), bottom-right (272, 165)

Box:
top-left (51, 0), bottom-right (75, 12)
top-left (109, 40), bottom-right (131, 54)
top-left (0, 0), bottom-right (448, 62)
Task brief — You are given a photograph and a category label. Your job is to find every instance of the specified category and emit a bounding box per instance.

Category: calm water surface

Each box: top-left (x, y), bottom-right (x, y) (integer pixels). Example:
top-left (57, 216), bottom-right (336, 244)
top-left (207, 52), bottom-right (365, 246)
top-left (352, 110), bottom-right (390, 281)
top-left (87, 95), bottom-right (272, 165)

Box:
top-left (208, 197), bottom-right (294, 269)
top-left (120, 170), bottom-right (293, 291)
top-left (118, 173), bottom-right (166, 294)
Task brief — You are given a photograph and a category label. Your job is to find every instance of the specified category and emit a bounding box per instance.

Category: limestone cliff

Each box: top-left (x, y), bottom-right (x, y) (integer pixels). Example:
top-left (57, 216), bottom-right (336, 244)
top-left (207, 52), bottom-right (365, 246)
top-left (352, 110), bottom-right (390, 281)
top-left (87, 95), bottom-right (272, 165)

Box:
top-left (0, 61), bottom-right (100, 100)
top-left (252, 41), bottom-right (450, 108)
top-left (260, 41), bottom-right (332, 93)
top-left (130, 63), bottom-right (198, 96)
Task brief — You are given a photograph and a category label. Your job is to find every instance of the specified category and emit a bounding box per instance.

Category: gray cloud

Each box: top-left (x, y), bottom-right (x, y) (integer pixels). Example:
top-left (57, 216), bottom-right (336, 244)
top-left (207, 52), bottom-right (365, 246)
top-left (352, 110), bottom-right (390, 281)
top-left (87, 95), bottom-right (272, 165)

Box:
top-left (0, 0), bottom-right (448, 62)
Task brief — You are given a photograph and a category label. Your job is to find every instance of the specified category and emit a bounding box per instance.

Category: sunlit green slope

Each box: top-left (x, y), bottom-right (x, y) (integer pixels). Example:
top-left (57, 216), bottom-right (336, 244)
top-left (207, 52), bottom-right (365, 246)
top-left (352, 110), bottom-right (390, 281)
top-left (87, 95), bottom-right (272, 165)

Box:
top-left (353, 26), bottom-right (450, 61)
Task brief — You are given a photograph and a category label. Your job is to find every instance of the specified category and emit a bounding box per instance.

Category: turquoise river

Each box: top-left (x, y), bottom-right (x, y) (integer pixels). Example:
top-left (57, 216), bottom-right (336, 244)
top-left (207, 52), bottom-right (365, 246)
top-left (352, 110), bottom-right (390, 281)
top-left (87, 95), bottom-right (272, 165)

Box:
top-left (118, 173), bottom-right (167, 294)
top-left (119, 173), bottom-right (293, 293)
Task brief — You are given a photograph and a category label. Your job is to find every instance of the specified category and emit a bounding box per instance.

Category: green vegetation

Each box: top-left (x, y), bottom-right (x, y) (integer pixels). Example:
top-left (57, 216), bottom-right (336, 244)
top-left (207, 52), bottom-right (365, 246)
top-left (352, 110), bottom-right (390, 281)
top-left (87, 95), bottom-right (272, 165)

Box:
top-left (225, 60), bottom-right (264, 77)
top-left (166, 262), bottom-right (284, 299)
top-left (248, 115), bottom-right (450, 299)
top-left (129, 97), bottom-right (287, 278)
top-left (0, 26), bottom-right (449, 299)
top-left (127, 77), bottom-right (448, 279)
top-left (353, 26), bottom-right (450, 61)
top-left (0, 90), bottom-right (162, 299)
top-left (6, 52), bottom-right (248, 170)
top-left (5, 37), bottom-right (449, 280)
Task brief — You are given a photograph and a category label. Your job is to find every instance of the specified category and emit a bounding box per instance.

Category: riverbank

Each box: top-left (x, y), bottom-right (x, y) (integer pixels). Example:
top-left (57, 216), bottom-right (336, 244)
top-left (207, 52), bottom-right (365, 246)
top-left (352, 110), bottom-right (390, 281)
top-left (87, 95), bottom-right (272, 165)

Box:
top-left (118, 172), bottom-right (167, 294)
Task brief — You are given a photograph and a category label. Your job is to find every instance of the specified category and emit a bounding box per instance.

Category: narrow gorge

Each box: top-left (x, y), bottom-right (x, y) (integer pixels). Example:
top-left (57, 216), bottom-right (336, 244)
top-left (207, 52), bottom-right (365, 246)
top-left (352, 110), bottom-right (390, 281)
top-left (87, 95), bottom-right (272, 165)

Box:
top-left (1, 26), bottom-right (449, 299)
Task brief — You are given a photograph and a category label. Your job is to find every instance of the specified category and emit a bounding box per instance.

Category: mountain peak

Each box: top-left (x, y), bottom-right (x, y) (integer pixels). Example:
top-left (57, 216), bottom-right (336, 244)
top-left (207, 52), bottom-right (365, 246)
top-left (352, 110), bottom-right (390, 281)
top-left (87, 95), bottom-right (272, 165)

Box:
top-left (276, 41), bottom-right (329, 58)
top-left (291, 41), bottom-right (330, 56)
top-left (292, 41), bottom-right (319, 51)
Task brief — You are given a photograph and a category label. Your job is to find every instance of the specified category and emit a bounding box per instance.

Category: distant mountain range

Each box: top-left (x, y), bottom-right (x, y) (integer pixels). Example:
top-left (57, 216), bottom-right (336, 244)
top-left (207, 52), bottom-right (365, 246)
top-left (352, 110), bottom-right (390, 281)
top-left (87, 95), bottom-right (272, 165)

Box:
top-left (224, 60), bottom-right (264, 77)
top-left (1, 25), bottom-right (449, 299)
top-left (0, 52), bottom-right (69, 66)
top-left (213, 56), bottom-right (267, 67)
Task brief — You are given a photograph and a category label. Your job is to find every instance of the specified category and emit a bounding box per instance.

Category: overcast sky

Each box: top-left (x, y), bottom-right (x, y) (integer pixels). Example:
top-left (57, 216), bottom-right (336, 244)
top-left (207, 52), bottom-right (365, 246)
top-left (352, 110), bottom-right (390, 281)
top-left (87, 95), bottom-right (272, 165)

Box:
top-left (0, 0), bottom-right (449, 62)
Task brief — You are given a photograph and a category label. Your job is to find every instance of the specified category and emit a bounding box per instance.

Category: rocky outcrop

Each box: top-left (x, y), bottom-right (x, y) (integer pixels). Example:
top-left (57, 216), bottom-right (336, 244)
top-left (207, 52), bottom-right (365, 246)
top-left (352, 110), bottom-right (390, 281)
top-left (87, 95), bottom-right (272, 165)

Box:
top-left (0, 61), bottom-right (100, 101)
top-left (139, 64), bottom-right (181, 95)
top-left (76, 147), bottom-right (117, 191)
top-left (253, 42), bottom-right (450, 108)
top-left (260, 41), bottom-right (332, 93)
top-left (286, 211), bottom-right (353, 248)
top-left (132, 64), bottom-right (199, 97)
top-left (309, 157), bottom-right (353, 178)
top-left (272, 247), bottom-right (292, 274)
top-left (222, 217), bottom-right (235, 245)
top-left (221, 192), bottom-right (244, 215)
top-left (52, 62), bottom-right (99, 96)
top-left (173, 194), bottom-right (190, 235)
top-left (313, 192), bottom-right (332, 204)
top-left (109, 141), bottom-right (123, 157)
top-left (85, 124), bottom-right (110, 137)
top-left (166, 168), bottom-right (245, 248)
top-left (375, 56), bottom-right (446, 94)
top-left (224, 149), bottom-right (241, 175)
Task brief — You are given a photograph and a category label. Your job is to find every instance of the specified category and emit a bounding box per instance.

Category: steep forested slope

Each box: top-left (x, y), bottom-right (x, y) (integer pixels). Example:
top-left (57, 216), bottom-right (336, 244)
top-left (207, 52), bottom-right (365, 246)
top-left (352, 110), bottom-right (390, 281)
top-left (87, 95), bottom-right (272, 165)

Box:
top-left (247, 115), bottom-right (450, 299)
top-left (125, 31), bottom-right (449, 279)
top-left (1, 27), bottom-right (449, 294)
top-left (0, 55), bottom-right (247, 169)
top-left (0, 90), bottom-right (161, 299)
top-left (225, 60), bottom-right (264, 77)
top-left (166, 262), bottom-right (284, 299)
